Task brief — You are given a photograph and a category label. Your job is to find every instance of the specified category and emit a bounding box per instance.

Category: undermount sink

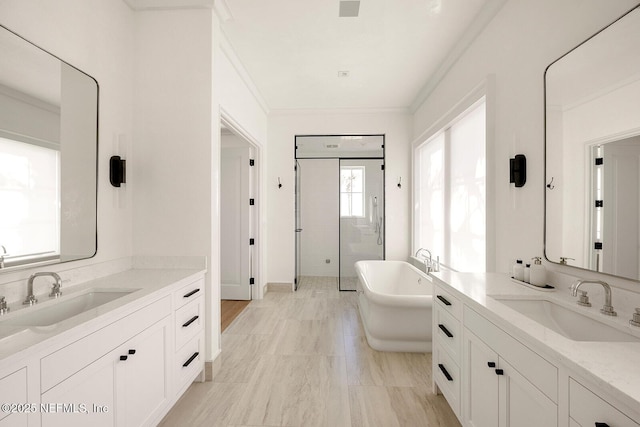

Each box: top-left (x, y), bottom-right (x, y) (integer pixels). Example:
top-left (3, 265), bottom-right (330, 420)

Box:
top-left (493, 297), bottom-right (640, 343)
top-left (2, 289), bottom-right (138, 328)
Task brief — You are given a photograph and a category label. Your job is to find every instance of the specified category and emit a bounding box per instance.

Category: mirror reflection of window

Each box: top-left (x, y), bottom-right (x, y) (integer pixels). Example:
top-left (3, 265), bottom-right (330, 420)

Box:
top-left (340, 167), bottom-right (364, 217)
top-left (0, 137), bottom-right (60, 260)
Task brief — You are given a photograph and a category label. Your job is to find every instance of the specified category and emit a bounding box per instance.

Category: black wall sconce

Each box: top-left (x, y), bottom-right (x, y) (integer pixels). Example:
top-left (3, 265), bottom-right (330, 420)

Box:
top-left (110, 155), bottom-right (126, 187)
top-left (509, 154), bottom-right (526, 187)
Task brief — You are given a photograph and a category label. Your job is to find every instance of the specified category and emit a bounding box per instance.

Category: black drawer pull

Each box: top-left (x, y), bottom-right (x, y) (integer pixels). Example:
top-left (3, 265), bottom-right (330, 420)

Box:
top-left (438, 324), bottom-right (453, 338)
top-left (183, 352), bottom-right (199, 367)
top-left (120, 355), bottom-right (128, 361)
top-left (595, 423), bottom-right (610, 427)
top-left (183, 289), bottom-right (200, 298)
top-left (436, 295), bottom-right (451, 306)
top-left (182, 315), bottom-right (199, 328)
top-left (438, 363), bottom-right (453, 381)
top-left (128, 349), bottom-right (136, 355)
top-left (495, 369), bottom-right (504, 375)
top-left (487, 362), bottom-right (496, 368)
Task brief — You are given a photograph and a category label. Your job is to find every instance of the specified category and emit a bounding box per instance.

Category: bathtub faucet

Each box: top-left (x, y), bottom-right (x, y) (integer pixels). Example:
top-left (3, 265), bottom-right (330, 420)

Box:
top-left (415, 248), bottom-right (439, 273)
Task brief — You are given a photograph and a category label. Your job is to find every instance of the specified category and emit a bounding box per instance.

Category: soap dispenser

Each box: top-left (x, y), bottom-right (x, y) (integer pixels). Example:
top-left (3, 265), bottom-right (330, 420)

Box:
top-left (530, 257), bottom-right (546, 287)
top-left (513, 259), bottom-right (524, 281)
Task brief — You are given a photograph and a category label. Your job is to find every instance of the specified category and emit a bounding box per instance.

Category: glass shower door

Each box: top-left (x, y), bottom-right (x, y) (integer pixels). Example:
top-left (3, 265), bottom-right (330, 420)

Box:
top-left (295, 160), bottom-right (302, 290)
top-left (339, 159), bottom-right (384, 291)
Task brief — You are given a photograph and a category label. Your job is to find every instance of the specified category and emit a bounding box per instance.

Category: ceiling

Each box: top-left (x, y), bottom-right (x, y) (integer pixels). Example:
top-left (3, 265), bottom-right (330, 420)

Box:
top-left (220, 0), bottom-right (504, 111)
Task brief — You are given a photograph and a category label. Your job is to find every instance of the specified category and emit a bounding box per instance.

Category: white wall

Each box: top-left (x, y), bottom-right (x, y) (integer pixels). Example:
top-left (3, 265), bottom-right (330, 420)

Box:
top-left (267, 110), bottom-right (412, 283)
top-left (0, 0), bottom-right (135, 286)
top-left (133, 9), bottom-right (269, 360)
top-left (412, 0), bottom-right (638, 278)
top-left (133, 8), bottom-right (217, 357)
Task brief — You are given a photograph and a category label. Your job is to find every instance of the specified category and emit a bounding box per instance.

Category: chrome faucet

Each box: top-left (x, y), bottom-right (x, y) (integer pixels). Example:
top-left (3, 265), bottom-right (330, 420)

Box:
top-left (23, 272), bottom-right (62, 305)
top-left (0, 297), bottom-right (9, 315)
top-left (0, 245), bottom-right (7, 269)
top-left (415, 248), bottom-right (432, 260)
top-left (415, 248), bottom-right (439, 273)
top-left (570, 279), bottom-right (616, 316)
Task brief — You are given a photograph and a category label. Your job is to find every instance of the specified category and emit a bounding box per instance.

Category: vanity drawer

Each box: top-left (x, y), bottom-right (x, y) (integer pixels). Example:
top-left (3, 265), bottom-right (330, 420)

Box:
top-left (175, 297), bottom-right (203, 350)
top-left (434, 285), bottom-right (462, 319)
top-left (434, 305), bottom-right (461, 359)
top-left (174, 278), bottom-right (204, 310)
top-left (175, 335), bottom-right (203, 392)
top-left (41, 296), bottom-right (171, 392)
top-left (0, 368), bottom-right (27, 423)
top-left (464, 305), bottom-right (557, 402)
top-left (569, 379), bottom-right (640, 427)
top-left (434, 346), bottom-right (460, 416)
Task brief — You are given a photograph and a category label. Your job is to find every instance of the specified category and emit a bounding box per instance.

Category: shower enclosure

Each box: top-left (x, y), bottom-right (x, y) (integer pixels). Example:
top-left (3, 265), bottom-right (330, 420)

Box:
top-left (295, 135), bottom-right (385, 291)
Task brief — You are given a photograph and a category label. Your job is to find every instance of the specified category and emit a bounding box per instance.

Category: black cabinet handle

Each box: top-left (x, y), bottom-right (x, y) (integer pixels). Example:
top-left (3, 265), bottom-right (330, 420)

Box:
top-left (488, 362), bottom-right (496, 368)
top-left (182, 315), bottom-right (199, 328)
top-left (438, 364), bottom-right (453, 381)
top-left (437, 295), bottom-right (452, 306)
top-left (495, 369), bottom-right (504, 375)
top-left (595, 423), bottom-right (610, 427)
top-left (438, 324), bottom-right (453, 338)
top-left (183, 289), bottom-right (200, 298)
top-left (120, 355), bottom-right (128, 361)
top-left (128, 349), bottom-right (136, 355)
top-left (183, 352), bottom-right (199, 367)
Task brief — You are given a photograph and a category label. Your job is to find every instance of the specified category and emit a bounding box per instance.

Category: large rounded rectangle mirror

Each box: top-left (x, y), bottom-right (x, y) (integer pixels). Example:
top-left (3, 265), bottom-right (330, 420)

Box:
top-left (0, 25), bottom-right (98, 271)
top-left (545, 5), bottom-right (640, 281)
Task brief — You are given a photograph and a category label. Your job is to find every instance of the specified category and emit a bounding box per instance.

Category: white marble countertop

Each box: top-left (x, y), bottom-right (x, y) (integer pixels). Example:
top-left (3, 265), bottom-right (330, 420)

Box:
top-left (430, 271), bottom-right (640, 415)
top-left (0, 267), bottom-right (205, 365)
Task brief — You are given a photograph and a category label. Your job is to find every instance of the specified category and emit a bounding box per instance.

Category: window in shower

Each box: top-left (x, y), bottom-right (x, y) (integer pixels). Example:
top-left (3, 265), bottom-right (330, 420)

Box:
top-left (414, 97), bottom-right (487, 272)
top-left (340, 166), bottom-right (364, 218)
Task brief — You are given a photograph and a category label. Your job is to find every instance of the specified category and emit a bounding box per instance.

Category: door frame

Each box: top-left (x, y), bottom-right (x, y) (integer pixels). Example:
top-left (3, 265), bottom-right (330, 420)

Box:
top-left (220, 111), bottom-right (263, 301)
top-left (294, 134), bottom-right (386, 291)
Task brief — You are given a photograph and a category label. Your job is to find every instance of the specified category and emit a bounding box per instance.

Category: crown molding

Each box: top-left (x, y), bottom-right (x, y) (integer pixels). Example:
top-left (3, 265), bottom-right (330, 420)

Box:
top-left (123, 0), bottom-right (214, 11)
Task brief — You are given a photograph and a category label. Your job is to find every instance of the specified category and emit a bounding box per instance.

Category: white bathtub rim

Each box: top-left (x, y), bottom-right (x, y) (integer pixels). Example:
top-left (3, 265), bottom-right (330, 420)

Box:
top-left (355, 260), bottom-right (433, 308)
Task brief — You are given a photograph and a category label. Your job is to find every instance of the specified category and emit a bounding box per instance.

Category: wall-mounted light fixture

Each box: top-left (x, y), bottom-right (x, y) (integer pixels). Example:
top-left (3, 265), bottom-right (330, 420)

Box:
top-left (509, 154), bottom-right (526, 187)
top-left (110, 156), bottom-right (126, 187)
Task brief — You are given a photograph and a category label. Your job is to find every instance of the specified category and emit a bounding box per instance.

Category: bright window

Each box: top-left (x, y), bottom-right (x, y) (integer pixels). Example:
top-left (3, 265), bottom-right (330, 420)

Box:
top-left (340, 166), bottom-right (364, 217)
top-left (0, 137), bottom-right (60, 260)
top-left (414, 99), bottom-right (486, 271)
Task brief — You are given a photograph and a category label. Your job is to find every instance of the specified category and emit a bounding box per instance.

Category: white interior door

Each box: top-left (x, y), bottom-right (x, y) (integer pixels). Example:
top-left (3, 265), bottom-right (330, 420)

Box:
top-left (221, 145), bottom-right (251, 300)
top-left (601, 139), bottom-right (640, 278)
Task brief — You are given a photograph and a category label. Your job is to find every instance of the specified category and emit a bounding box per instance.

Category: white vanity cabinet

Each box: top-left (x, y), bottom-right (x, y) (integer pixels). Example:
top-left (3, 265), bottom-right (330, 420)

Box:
top-left (569, 378), bottom-right (640, 427)
top-left (463, 305), bottom-right (558, 427)
top-left (172, 279), bottom-right (205, 395)
top-left (0, 364), bottom-right (32, 427)
top-left (432, 285), bottom-right (463, 419)
top-left (40, 296), bottom-right (172, 427)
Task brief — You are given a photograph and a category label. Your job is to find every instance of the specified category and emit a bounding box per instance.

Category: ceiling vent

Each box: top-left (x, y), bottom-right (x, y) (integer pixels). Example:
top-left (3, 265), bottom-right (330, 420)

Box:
top-left (339, 1), bottom-right (360, 17)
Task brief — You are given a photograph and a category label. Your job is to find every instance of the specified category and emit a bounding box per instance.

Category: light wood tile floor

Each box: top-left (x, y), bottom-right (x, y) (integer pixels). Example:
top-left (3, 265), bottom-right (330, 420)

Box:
top-left (159, 276), bottom-right (460, 427)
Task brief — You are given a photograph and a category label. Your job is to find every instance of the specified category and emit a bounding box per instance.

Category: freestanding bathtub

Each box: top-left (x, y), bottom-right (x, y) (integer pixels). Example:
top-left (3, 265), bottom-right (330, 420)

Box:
top-left (355, 260), bottom-right (433, 352)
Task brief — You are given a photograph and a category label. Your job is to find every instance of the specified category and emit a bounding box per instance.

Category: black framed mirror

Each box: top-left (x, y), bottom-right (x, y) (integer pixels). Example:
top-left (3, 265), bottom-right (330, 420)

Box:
top-left (545, 5), bottom-right (640, 281)
top-left (0, 24), bottom-right (98, 271)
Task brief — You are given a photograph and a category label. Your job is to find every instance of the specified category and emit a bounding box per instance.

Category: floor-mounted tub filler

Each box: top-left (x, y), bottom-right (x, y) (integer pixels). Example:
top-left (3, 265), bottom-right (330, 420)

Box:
top-left (355, 260), bottom-right (433, 352)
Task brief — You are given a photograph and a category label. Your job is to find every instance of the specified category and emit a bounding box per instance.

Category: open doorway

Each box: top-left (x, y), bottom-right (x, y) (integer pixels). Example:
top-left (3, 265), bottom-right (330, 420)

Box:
top-left (220, 121), bottom-right (259, 328)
